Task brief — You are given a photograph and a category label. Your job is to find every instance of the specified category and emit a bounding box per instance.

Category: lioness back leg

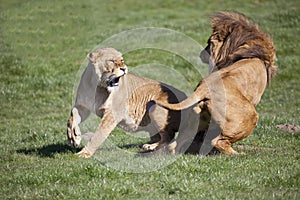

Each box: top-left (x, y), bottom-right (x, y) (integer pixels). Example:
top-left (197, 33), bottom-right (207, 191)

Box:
top-left (141, 103), bottom-right (176, 152)
top-left (211, 100), bottom-right (258, 154)
top-left (149, 134), bottom-right (161, 144)
top-left (151, 104), bottom-right (178, 150)
top-left (142, 130), bottom-right (176, 152)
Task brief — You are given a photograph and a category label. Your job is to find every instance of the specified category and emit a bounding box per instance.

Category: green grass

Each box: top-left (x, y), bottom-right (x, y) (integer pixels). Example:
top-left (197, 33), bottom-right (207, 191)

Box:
top-left (0, 0), bottom-right (299, 199)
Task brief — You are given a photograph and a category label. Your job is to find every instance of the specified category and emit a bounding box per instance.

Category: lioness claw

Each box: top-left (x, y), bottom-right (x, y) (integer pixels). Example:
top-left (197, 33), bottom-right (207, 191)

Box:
top-left (77, 147), bottom-right (93, 158)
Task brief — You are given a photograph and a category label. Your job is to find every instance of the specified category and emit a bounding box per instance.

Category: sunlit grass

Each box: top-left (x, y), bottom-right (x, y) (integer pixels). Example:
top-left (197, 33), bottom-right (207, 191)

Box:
top-left (0, 0), bottom-right (299, 199)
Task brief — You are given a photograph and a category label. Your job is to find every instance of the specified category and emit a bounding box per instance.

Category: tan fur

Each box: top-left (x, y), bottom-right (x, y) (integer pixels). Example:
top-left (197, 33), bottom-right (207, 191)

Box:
top-left (158, 12), bottom-right (277, 154)
top-left (67, 48), bottom-right (190, 158)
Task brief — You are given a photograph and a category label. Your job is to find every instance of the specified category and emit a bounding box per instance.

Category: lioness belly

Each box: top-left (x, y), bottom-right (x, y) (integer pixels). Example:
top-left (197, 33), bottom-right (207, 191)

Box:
top-left (117, 118), bottom-right (140, 132)
top-left (117, 113), bottom-right (155, 133)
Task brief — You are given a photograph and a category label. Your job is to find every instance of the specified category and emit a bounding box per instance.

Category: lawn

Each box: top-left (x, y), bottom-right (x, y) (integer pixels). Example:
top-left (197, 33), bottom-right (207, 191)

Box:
top-left (0, 0), bottom-right (299, 199)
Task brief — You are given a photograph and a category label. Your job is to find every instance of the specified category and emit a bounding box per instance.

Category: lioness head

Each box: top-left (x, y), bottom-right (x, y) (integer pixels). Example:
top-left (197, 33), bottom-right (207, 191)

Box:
top-left (199, 11), bottom-right (277, 81)
top-left (88, 48), bottom-right (128, 89)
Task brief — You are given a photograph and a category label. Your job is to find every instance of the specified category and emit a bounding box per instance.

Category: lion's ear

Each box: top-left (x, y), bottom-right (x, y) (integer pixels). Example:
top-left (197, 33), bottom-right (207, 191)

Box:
top-left (87, 53), bottom-right (95, 63)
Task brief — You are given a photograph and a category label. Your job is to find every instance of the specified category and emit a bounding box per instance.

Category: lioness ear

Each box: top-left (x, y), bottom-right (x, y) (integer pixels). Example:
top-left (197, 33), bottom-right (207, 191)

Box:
top-left (87, 53), bottom-right (95, 63)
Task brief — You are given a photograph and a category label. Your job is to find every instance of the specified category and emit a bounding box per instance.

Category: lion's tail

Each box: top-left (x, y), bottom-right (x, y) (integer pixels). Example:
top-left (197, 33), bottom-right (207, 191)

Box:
top-left (156, 93), bottom-right (200, 111)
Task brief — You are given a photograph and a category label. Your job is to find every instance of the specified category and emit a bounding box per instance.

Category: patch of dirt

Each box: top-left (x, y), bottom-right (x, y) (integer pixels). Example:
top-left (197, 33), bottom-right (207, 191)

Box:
top-left (276, 124), bottom-right (300, 133)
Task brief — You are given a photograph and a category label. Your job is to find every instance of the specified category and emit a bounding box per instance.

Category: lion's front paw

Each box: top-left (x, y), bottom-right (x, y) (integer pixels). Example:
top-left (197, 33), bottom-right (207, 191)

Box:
top-left (77, 147), bottom-right (93, 158)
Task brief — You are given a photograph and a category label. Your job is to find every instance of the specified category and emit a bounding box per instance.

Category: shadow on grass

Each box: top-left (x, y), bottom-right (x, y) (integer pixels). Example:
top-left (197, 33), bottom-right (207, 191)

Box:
top-left (16, 139), bottom-right (222, 158)
top-left (118, 143), bottom-right (142, 149)
top-left (17, 143), bottom-right (77, 158)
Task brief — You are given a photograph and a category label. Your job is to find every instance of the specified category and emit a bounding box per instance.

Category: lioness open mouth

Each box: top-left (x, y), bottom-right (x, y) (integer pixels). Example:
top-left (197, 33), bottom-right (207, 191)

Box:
top-left (108, 75), bottom-right (121, 87)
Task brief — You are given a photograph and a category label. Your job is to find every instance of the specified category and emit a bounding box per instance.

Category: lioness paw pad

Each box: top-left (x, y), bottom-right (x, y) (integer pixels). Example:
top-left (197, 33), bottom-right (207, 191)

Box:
top-left (142, 143), bottom-right (159, 151)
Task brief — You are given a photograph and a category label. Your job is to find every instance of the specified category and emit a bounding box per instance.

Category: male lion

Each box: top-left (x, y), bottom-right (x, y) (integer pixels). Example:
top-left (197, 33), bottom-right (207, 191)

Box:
top-left (158, 11), bottom-right (277, 154)
top-left (67, 48), bottom-right (194, 158)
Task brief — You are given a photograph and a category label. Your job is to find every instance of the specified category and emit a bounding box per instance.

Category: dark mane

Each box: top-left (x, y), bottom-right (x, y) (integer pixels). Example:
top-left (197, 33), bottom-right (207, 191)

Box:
top-left (210, 11), bottom-right (277, 83)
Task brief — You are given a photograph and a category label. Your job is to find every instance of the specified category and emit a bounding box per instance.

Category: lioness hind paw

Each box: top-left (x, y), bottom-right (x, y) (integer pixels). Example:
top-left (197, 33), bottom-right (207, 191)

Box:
top-left (141, 143), bottom-right (159, 151)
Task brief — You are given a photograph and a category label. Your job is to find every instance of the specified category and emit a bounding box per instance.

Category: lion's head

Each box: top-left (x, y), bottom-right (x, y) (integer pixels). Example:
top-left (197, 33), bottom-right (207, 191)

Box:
top-left (88, 47), bottom-right (128, 89)
top-left (200, 11), bottom-right (277, 84)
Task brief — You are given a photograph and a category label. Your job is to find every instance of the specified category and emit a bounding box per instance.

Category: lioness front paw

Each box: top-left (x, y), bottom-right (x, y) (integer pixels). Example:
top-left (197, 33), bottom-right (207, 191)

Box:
top-left (77, 147), bottom-right (93, 158)
top-left (67, 116), bottom-right (82, 147)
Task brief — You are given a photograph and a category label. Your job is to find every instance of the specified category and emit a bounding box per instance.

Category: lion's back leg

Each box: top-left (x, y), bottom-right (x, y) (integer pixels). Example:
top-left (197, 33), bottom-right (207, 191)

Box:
top-left (211, 98), bottom-right (258, 154)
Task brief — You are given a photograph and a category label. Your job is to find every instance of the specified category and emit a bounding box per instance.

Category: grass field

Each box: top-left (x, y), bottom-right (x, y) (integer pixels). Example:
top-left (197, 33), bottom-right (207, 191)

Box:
top-left (0, 0), bottom-right (299, 199)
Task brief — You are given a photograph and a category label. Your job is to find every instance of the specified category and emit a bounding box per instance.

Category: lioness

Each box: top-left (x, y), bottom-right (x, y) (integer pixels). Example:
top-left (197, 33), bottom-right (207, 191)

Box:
top-left (67, 48), bottom-right (193, 158)
top-left (158, 12), bottom-right (277, 154)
